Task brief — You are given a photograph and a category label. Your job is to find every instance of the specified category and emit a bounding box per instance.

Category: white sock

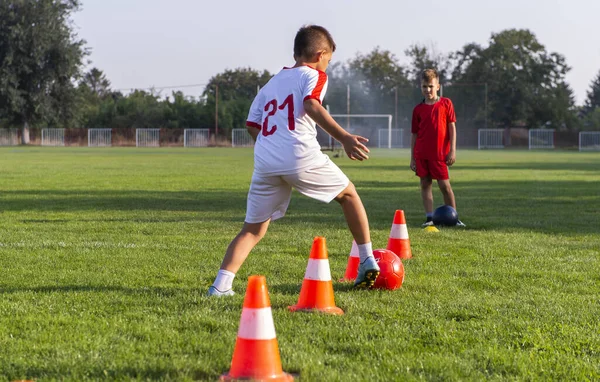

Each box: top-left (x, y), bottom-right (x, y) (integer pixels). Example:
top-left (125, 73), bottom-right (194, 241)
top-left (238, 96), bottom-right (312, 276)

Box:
top-left (357, 242), bottom-right (373, 262)
top-left (212, 269), bottom-right (235, 291)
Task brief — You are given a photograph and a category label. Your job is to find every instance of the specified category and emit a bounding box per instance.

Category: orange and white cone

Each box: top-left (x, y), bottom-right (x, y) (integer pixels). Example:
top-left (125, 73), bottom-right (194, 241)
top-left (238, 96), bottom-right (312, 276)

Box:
top-left (221, 275), bottom-right (294, 382)
top-left (387, 210), bottom-right (412, 260)
top-left (339, 240), bottom-right (360, 282)
top-left (288, 237), bottom-right (344, 315)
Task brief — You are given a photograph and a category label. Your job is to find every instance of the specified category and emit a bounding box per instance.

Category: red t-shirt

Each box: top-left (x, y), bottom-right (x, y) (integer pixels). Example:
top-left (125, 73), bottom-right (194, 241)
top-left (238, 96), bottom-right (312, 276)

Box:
top-left (411, 97), bottom-right (456, 161)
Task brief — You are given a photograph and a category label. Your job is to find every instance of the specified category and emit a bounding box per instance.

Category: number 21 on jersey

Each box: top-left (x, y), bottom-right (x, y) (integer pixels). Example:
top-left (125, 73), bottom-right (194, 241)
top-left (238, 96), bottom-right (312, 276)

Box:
top-left (262, 94), bottom-right (295, 136)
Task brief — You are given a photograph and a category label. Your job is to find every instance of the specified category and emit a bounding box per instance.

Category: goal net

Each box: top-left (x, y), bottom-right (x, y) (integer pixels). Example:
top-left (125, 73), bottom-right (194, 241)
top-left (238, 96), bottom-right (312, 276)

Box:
top-left (0, 128), bottom-right (19, 146)
top-left (184, 129), bottom-right (210, 147)
top-left (88, 128), bottom-right (112, 147)
top-left (579, 131), bottom-right (600, 151)
top-left (232, 128), bottom-right (254, 147)
top-left (136, 129), bottom-right (160, 147)
top-left (529, 129), bottom-right (554, 150)
top-left (42, 128), bottom-right (65, 146)
top-left (324, 114), bottom-right (393, 149)
top-left (478, 129), bottom-right (504, 149)
top-left (529, 129), bottom-right (554, 149)
top-left (378, 129), bottom-right (404, 148)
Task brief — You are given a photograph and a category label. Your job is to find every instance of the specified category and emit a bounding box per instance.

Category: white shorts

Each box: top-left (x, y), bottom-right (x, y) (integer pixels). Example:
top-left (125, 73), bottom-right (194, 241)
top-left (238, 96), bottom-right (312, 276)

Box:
top-left (245, 159), bottom-right (350, 223)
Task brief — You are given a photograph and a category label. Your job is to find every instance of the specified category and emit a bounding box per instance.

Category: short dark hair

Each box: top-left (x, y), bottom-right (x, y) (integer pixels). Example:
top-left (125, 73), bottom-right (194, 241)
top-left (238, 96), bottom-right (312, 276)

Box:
top-left (293, 25), bottom-right (336, 59)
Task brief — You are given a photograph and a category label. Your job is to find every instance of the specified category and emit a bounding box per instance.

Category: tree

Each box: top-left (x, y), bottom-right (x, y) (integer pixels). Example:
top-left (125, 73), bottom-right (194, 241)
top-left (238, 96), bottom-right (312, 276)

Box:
top-left (202, 68), bottom-right (272, 136)
top-left (77, 67), bottom-right (114, 128)
top-left (404, 43), bottom-right (451, 85)
top-left (0, 0), bottom-right (87, 143)
top-left (327, 48), bottom-right (410, 118)
top-left (584, 70), bottom-right (600, 112)
top-left (80, 67), bottom-right (111, 99)
top-left (452, 29), bottom-right (577, 129)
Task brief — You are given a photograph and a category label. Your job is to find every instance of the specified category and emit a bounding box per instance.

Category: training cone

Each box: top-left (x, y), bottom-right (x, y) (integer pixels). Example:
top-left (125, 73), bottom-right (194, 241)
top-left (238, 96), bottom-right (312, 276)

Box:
top-left (387, 210), bottom-right (412, 260)
top-left (221, 275), bottom-right (294, 382)
top-left (288, 237), bottom-right (344, 315)
top-left (339, 240), bottom-right (360, 282)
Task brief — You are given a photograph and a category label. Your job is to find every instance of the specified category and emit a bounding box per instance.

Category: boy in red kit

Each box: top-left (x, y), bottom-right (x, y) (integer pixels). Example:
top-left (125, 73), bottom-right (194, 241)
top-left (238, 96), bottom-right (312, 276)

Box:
top-left (410, 69), bottom-right (465, 227)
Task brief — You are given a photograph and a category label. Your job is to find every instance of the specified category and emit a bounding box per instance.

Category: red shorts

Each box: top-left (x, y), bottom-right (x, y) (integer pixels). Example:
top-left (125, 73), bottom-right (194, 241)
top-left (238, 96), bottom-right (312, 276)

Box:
top-left (415, 159), bottom-right (449, 180)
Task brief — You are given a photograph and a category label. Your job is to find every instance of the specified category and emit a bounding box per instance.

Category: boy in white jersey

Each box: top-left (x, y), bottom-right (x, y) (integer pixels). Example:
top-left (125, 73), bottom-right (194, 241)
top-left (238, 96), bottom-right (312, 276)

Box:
top-left (208, 25), bottom-right (380, 296)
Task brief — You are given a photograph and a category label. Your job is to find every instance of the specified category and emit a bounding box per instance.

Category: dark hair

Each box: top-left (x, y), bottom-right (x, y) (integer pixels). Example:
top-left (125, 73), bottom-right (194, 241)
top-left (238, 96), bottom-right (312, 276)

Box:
top-left (293, 25), bottom-right (336, 59)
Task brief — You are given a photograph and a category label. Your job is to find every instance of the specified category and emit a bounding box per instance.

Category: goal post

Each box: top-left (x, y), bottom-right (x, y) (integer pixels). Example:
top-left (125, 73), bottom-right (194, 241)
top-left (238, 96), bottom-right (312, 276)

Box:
top-left (529, 129), bottom-right (555, 150)
top-left (579, 131), bottom-right (600, 151)
top-left (231, 128), bottom-right (254, 147)
top-left (184, 129), bottom-right (210, 147)
top-left (136, 129), bottom-right (160, 147)
top-left (378, 128), bottom-right (404, 148)
top-left (330, 114), bottom-right (393, 149)
top-left (478, 128), bottom-right (504, 149)
top-left (0, 128), bottom-right (19, 146)
top-left (41, 128), bottom-right (65, 146)
top-left (88, 128), bottom-right (112, 147)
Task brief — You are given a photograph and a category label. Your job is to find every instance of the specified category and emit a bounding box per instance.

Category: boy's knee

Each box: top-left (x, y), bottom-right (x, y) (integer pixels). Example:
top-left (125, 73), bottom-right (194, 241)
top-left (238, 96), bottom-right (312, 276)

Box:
top-left (438, 181), bottom-right (452, 193)
top-left (241, 222), bottom-right (269, 240)
top-left (335, 182), bottom-right (357, 203)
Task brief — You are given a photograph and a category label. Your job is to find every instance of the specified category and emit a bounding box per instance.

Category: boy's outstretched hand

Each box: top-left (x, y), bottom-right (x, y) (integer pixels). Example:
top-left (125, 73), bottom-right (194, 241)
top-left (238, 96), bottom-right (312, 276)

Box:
top-left (342, 134), bottom-right (370, 161)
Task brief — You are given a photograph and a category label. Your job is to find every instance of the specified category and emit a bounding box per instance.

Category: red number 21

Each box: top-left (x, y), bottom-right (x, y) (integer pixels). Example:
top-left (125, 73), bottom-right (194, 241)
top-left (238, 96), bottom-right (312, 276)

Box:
top-left (262, 94), bottom-right (295, 136)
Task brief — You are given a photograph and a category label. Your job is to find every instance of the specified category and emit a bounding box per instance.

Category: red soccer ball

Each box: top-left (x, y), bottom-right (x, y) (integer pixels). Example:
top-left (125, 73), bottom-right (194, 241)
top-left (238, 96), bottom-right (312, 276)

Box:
top-left (373, 249), bottom-right (405, 290)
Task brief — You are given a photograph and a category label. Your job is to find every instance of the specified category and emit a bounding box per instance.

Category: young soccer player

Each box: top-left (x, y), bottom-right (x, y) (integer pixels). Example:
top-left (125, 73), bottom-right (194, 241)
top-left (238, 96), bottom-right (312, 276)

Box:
top-left (207, 25), bottom-right (380, 296)
top-left (410, 69), bottom-right (466, 227)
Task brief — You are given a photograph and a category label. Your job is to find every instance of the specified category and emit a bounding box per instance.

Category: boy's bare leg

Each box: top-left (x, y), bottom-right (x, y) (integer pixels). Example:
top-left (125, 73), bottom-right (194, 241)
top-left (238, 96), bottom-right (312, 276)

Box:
top-left (420, 177), bottom-right (434, 214)
top-left (208, 220), bottom-right (270, 296)
top-left (220, 220), bottom-right (270, 272)
top-left (334, 182), bottom-right (369, 245)
top-left (335, 182), bottom-right (379, 288)
top-left (437, 179), bottom-right (456, 209)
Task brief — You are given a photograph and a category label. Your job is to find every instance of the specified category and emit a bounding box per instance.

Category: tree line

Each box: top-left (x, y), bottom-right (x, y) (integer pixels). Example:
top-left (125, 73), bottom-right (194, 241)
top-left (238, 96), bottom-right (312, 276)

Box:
top-left (1, 1), bottom-right (600, 145)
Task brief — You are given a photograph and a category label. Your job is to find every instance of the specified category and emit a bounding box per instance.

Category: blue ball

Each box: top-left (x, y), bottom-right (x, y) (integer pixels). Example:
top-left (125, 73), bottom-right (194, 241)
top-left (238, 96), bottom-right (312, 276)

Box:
top-left (432, 205), bottom-right (458, 226)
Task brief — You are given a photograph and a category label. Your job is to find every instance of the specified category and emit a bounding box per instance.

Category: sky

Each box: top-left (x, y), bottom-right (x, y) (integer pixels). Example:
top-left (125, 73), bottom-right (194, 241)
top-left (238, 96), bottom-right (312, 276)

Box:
top-left (72, 0), bottom-right (600, 106)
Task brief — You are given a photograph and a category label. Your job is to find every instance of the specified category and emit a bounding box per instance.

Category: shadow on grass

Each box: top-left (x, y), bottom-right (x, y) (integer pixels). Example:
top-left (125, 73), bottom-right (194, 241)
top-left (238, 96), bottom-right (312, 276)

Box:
top-left (1, 178), bottom-right (599, 235)
top-left (0, 284), bottom-right (189, 297)
top-left (341, 161), bottom-right (600, 173)
top-left (8, 366), bottom-right (217, 381)
top-left (0, 189), bottom-right (247, 214)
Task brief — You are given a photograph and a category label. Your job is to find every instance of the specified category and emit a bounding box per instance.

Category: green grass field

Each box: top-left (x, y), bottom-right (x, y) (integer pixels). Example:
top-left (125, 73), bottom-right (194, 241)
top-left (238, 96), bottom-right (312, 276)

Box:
top-left (0, 147), bottom-right (599, 381)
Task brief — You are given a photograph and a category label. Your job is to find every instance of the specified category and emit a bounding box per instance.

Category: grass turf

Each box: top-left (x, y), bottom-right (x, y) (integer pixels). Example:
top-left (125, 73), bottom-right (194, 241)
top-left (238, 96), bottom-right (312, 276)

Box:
top-left (0, 147), bottom-right (598, 381)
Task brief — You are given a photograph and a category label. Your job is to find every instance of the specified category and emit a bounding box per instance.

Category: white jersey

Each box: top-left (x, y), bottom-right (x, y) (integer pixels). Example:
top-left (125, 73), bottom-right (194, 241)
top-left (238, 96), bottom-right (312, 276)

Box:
top-left (246, 65), bottom-right (330, 175)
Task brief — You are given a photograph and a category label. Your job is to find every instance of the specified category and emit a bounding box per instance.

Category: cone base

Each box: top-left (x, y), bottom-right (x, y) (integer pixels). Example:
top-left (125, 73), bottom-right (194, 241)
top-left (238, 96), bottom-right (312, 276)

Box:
top-left (287, 304), bottom-right (344, 315)
top-left (220, 371), bottom-right (295, 381)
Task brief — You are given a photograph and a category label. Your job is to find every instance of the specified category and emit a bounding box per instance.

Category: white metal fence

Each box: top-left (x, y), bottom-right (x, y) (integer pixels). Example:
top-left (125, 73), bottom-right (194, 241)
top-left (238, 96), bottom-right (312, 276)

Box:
top-left (377, 128), bottom-right (404, 148)
top-left (88, 128), bottom-right (112, 147)
top-left (579, 131), bottom-right (600, 151)
top-left (136, 129), bottom-right (160, 147)
top-left (41, 128), bottom-right (65, 146)
top-left (478, 129), bottom-right (504, 149)
top-left (184, 129), bottom-right (210, 147)
top-left (0, 128), bottom-right (19, 146)
top-left (232, 128), bottom-right (254, 147)
top-left (529, 129), bottom-right (555, 149)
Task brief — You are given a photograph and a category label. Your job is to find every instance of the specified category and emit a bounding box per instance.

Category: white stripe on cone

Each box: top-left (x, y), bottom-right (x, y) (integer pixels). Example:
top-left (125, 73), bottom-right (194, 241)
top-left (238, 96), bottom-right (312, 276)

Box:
top-left (390, 223), bottom-right (409, 239)
top-left (237, 307), bottom-right (277, 340)
top-left (304, 259), bottom-right (332, 281)
top-left (349, 241), bottom-right (359, 258)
